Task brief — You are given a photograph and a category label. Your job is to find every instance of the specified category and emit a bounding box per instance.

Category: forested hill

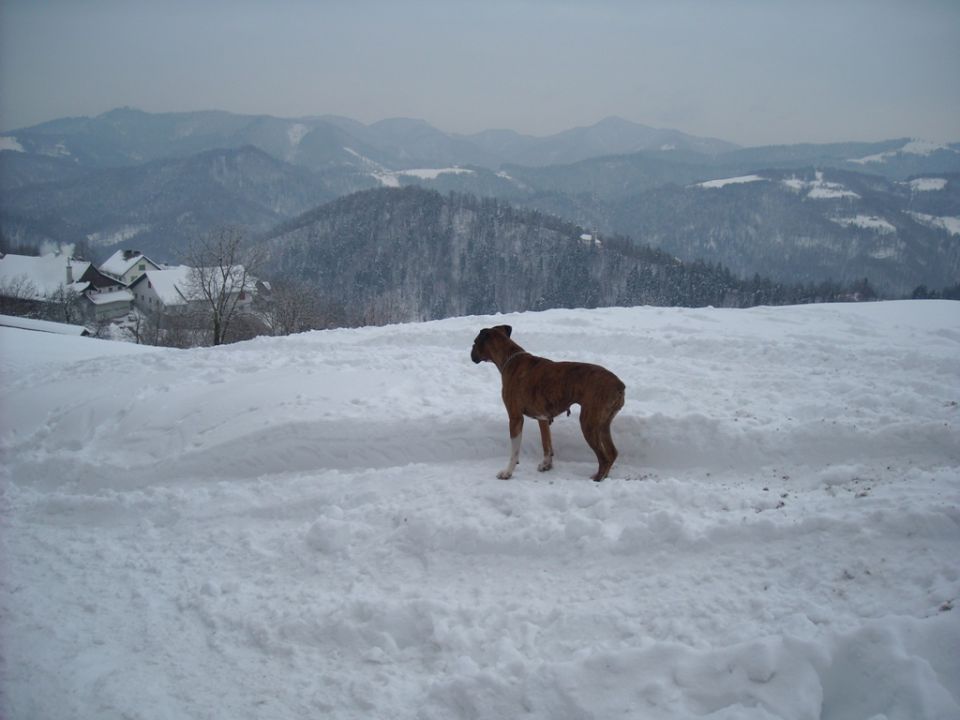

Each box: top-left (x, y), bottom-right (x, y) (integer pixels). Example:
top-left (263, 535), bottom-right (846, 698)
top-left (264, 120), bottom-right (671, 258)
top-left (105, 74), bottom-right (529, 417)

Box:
top-left (261, 186), bottom-right (854, 326)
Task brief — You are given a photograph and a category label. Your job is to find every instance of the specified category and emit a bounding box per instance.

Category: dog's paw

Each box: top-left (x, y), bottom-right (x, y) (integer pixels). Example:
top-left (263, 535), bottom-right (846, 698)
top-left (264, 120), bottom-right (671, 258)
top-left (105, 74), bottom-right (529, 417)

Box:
top-left (496, 470), bottom-right (513, 480)
top-left (537, 459), bottom-right (553, 472)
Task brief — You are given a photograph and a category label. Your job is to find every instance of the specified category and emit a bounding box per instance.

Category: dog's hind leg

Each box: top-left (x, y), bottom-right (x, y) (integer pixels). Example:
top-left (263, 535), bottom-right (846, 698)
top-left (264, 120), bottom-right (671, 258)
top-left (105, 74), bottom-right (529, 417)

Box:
top-left (498, 414), bottom-right (524, 479)
top-left (592, 390), bottom-right (625, 481)
top-left (537, 419), bottom-right (554, 472)
top-left (595, 418), bottom-right (618, 481)
top-left (579, 408), bottom-right (609, 481)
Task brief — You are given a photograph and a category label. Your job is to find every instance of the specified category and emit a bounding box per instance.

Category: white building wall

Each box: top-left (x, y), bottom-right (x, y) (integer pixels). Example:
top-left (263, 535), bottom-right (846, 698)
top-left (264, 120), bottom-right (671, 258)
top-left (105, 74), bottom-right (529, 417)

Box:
top-left (120, 258), bottom-right (158, 286)
top-left (132, 279), bottom-right (182, 313)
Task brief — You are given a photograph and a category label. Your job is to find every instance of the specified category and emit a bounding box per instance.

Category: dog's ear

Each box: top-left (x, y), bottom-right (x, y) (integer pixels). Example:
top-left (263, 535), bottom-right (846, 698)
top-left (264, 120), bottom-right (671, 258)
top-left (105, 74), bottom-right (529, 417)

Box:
top-left (471, 328), bottom-right (490, 363)
top-left (495, 324), bottom-right (513, 338)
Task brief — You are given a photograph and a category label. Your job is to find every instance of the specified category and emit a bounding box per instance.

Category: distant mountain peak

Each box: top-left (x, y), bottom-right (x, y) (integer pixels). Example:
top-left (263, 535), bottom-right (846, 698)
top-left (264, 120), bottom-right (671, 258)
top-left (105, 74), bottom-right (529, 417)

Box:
top-left (848, 138), bottom-right (958, 165)
top-left (98, 106), bottom-right (146, 119)
top-left (591, 116), bottom-right (652, 129)
top-left (369, 117), bottom-right (436, 132)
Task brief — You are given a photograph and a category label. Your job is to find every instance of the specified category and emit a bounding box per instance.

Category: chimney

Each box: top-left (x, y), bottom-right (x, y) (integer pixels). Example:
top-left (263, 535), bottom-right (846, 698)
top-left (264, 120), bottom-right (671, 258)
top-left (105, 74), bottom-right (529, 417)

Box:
top-left (66, 258), bottom-right (74, 284)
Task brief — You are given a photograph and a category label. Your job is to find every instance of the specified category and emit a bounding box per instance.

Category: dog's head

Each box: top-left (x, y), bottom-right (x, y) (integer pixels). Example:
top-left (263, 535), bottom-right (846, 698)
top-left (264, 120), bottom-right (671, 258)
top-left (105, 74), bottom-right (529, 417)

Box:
top-left (471, 324), bottom-right (512, 364)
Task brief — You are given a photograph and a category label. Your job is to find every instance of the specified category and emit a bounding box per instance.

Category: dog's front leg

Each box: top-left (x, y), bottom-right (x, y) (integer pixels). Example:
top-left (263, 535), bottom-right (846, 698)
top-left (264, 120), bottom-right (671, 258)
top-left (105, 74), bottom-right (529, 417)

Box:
top-left (537, 419), bottom-right (554, 472)
top-left (497, 414), bottom-right (524, 479)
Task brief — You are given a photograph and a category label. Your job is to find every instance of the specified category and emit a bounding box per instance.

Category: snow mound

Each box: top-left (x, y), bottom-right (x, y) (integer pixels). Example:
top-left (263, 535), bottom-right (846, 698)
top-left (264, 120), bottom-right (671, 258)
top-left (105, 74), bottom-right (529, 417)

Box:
top-left (2, 302), bottom-right (959, 719)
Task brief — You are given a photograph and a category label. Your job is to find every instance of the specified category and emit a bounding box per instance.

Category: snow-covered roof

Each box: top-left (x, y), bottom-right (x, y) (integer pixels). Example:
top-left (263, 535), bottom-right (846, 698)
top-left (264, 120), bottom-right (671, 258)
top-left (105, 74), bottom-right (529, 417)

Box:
top-left (86, 288), bottom-right (135, 306)
top-left (0, 313), bottom-right (89, 336)
top-left (138, 266), bottom-right (193, 306)
top-left (0, 253), bottom-right (90, 299)
top-left (99, 250), bottom-right (158, 280)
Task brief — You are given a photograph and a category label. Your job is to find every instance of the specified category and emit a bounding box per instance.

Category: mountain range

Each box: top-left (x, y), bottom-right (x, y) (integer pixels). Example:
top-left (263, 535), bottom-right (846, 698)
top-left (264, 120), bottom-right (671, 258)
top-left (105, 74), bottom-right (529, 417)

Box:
top-left (0, 108), bottom-right (739, 172)
top-left (1, 107), bottom-right (958, 298)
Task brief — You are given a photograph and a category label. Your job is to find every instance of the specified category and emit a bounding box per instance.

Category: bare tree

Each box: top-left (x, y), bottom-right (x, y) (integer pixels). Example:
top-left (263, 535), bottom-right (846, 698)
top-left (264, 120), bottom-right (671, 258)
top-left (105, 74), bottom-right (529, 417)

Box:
top-left (184, 226), bottom-right (262, 346)
top-left (0, 275), bottom-right (40, 316)
top-left (122, 311), bottom-right (143, 344)
top-left (121, 309), bottom-right (151, 345)
top-left (158, 310), bottom-right (204, 349)
top-left (257, 279), bottom-right (330, 336)
top-left (43, 284), bottom-right (84, 324)
top-left (88, 316), bottom-right (113, 339)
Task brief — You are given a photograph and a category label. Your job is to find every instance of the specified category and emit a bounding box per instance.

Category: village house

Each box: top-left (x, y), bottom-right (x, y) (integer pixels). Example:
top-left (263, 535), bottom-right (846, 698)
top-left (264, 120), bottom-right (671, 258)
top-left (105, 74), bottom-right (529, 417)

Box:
top-left (0, 252), bottom-right (89, 300)
top-left (85, 286), bottom-right (136, 321)
top-left (2, 249), bottom-right (265, 339)
top-left (129, 265), bottom-right (257, 315)
top-left (0, 251), bottom-right (136, 322)
top-left (129, 266), bottom-right (195, 313)
top-left (98, 249), bottom-right (163, 286)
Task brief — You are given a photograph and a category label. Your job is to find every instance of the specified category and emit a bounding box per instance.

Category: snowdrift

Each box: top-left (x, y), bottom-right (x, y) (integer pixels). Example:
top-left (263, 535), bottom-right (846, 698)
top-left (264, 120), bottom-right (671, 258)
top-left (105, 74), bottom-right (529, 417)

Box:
top-left (2, 301), bottom-right (958, 719)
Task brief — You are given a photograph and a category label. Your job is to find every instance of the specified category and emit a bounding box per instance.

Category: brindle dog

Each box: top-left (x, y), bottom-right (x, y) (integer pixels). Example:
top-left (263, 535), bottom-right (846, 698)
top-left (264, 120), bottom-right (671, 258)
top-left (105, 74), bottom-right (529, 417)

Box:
top-left (471, 325), bottom-right (625, 481)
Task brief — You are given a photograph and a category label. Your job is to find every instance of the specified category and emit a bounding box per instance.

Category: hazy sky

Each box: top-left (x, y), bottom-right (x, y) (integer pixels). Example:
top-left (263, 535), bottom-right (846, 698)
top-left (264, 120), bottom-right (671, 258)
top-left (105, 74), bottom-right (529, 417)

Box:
top-left (1, 0), bottom-right (958, 146)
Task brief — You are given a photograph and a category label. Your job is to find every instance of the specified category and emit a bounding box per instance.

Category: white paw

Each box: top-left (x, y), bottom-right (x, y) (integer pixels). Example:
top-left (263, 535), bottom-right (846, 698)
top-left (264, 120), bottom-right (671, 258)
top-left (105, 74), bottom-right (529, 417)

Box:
top-left (497, 470), bottom-right (513, 480)
top-left (537, 459), bottom-right (553, 472)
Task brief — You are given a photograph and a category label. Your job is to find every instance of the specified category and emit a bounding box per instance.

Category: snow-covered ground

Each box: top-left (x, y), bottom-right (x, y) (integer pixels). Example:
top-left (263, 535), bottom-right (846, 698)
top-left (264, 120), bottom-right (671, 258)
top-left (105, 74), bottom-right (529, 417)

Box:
top-left (695, 174), bottom-right (767, 189)
top-left (2, 302), bottom-right (959, 720)
top-left (910, 212), bottom-right (960, 237)
top-left (908, 178), bottom-right (948, 193)
top-left (782, 172), bottom-right (860, 200)
top-left (830, 215), bottom-right (897, 234)
top-left (0, 136), bottom-right (25, 153)
top-left (373, 167), bottom-right (476, 187)
top-left (850, 139), bottom-right (957, 165)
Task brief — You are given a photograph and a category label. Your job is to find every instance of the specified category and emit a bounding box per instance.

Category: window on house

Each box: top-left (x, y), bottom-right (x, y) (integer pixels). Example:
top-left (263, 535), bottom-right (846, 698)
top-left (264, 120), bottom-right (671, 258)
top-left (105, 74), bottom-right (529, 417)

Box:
top-left (139, 264), bottom-right (146, 271)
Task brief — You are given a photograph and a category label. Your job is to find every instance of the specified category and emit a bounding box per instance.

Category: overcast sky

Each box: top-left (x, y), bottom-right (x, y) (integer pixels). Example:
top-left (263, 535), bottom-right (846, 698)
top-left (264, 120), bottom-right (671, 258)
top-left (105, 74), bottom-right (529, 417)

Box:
top-left (1, 0), bottom-right (957, 146)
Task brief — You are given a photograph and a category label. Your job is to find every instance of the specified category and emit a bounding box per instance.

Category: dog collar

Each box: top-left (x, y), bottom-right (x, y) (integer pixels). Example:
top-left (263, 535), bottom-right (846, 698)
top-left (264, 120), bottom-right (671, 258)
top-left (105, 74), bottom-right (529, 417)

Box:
top-left (500, 351), bottom-right (528, 372)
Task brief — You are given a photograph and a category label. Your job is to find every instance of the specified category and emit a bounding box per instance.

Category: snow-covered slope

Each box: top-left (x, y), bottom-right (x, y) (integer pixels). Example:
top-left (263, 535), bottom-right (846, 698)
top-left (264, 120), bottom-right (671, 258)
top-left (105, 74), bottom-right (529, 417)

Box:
top-left (2, 302), bottom-right (959, 719)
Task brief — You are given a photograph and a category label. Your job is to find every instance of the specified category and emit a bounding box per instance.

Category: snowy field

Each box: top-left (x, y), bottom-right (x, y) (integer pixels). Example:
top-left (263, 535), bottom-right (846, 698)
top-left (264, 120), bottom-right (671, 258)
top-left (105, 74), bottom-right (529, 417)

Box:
top-left (2, 301), bottom-right (959, 719)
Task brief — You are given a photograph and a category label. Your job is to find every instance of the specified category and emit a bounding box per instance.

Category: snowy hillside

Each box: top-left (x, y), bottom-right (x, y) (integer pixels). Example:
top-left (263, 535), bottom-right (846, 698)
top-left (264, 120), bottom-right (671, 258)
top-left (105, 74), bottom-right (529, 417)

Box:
top-left (2, 302), bottom-right (959, 719)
